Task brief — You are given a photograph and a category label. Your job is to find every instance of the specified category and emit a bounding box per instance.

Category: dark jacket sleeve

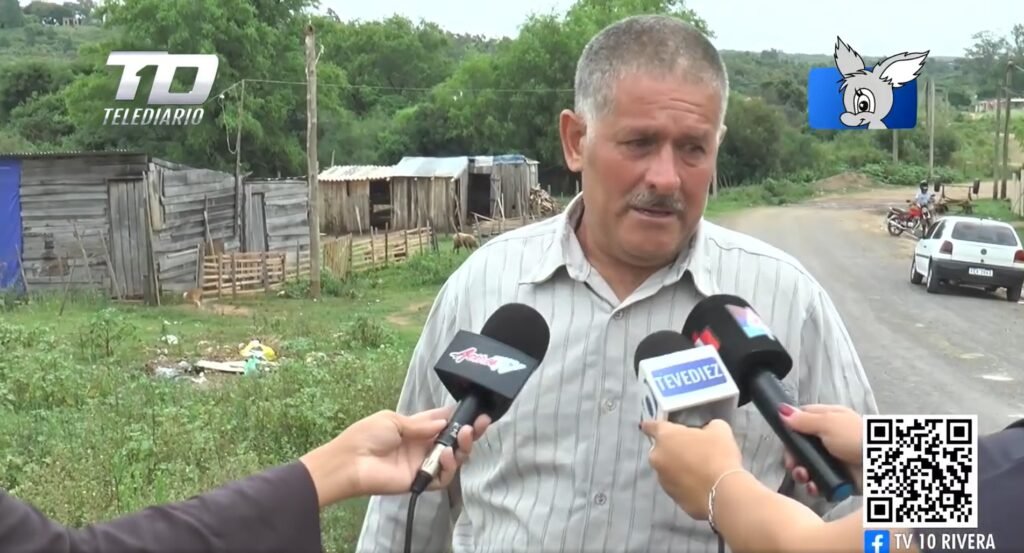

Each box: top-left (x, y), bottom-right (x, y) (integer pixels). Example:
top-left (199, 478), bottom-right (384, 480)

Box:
top-left (916, 422), bottom-right (1024, 552)
top-left (0, 461), bottom-right (323, 553)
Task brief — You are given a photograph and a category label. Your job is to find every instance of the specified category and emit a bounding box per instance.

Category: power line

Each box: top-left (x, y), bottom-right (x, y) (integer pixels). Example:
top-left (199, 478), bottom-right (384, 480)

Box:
top-left (204, 77), bottom-right (573, 104)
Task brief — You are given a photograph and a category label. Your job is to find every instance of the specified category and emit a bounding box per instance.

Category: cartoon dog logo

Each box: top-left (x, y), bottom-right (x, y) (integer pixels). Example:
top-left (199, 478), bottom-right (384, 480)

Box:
top-left (833, 37), bottom-right (929, 129)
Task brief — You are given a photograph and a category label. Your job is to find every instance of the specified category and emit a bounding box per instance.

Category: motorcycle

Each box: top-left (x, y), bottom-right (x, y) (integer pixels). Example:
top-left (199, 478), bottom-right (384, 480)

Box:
top-left (886, 200), bottom-right (932, 237)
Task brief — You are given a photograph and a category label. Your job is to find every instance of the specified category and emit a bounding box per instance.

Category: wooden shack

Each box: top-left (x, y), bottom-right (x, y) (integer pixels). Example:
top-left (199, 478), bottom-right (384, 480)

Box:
top-left (389, 156), bottom-right (469, 233)
top-left (0, 150), bottom-right (241, 299)
top-left (318, 165), bottom-right (393, 235)
top-left (243, 177), bottom-right (310, 254)
top-left (466, 154), bottom-right (539, 219)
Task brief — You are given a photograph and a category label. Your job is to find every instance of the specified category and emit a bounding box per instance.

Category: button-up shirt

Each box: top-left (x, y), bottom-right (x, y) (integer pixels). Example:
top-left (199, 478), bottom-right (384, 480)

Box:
top-left (356, 194), bottom-right (878, 552)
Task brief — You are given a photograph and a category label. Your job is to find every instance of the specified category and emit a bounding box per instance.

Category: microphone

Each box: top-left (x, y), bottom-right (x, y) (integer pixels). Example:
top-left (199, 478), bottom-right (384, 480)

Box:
top-left (410, 303), bottom-right (550, 494)
top-left (681, 294), bottom-right (855, 503)
top-left (633, 330), bottom-right (738, 430)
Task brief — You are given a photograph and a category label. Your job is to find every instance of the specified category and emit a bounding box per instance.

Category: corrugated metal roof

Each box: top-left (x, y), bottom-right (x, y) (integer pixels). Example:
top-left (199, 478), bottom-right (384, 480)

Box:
top-left (393, 156), bottom-right (469, 178)
top-left (319, 165), bottom-right (394, 182)
top-left (470, 154), bottom-right (538, 167)
top-left (0, 149), bottom-right (145, 159)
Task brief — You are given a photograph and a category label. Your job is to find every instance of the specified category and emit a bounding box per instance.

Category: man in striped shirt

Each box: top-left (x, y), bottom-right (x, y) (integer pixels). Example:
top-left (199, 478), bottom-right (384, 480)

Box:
top-left (356, 14), bottom-right (878, 553)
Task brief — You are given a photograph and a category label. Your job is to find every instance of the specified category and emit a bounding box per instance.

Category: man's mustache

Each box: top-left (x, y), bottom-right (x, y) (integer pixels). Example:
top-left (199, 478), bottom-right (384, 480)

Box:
top-left (628, 189), bottom-right (683, 213)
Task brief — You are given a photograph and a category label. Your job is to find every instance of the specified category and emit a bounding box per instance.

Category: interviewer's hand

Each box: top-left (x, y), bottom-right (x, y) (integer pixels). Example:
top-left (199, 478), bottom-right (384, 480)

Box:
top-left (779, 403), bottom-right (862, 496)
top-left (300, 406), bottom-right (491, 507)
top-left (640, 419), bottom-right (744, 519)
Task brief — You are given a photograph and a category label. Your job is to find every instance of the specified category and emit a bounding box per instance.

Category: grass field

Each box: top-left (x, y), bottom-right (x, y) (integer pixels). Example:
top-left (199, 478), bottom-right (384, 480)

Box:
top-left (0, 181), bottom-right (821, 551)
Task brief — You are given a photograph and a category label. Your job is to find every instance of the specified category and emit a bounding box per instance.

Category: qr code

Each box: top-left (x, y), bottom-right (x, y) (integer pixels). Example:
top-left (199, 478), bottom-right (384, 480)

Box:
top-left (862, 415), bottom-right (978, 529)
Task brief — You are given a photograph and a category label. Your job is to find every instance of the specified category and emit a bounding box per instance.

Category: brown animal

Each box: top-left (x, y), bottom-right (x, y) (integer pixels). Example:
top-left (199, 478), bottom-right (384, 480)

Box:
top-left (182, 287), bottom-right (204, 308)
top-left (453, 232), bottom-right (479, 252)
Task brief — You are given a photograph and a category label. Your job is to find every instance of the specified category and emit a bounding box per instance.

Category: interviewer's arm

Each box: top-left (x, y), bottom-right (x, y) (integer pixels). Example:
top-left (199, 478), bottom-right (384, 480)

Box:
top-left (0, 462), bottom-right (323, 553)
top-left (711, 470), bottom-right (915, 553)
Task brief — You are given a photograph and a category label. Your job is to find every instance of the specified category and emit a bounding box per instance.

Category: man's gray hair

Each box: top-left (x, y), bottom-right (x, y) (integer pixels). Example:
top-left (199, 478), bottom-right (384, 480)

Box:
top-left (574, 15), bottom-right (729, 126)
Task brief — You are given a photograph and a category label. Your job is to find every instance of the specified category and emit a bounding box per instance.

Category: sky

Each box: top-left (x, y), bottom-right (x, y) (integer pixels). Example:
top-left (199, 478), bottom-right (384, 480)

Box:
top-left (325, 0), bottom-right (1020, 58)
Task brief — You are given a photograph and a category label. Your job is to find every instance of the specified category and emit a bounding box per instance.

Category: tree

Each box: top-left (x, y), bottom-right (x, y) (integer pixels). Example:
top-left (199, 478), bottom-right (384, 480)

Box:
top-left (59, 0), bottom-right (349, 176)
top-left (0, 0), bottom-right (26, 28)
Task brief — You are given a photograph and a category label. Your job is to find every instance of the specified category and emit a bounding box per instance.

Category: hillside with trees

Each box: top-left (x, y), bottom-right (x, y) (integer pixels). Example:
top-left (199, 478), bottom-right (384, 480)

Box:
top-left (0, 0), bottom-right (1022, 193)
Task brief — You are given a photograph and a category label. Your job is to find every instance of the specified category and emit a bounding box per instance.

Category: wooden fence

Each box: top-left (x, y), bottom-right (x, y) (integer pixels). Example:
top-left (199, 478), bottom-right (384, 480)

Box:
top-left (201, 252), bottom-right (289, 298)
top-left (350, 227), bottom-right (433, 272)
top-left (471, 214), bottom-right (543, 240)
top-left (198, 226), bottom-right (434, 296)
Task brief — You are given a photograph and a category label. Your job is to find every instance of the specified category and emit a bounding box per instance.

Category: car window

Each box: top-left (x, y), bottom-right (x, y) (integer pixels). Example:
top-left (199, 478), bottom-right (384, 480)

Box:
top-left (927, 221), bottom-right (945, 240)
top-left (950, 222), bottom-right (1019, 246)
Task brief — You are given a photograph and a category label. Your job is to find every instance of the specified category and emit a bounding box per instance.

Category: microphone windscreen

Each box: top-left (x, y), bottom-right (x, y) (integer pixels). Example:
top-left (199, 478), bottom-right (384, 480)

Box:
top-left (480, 303), bottom-right (550, 362)
top-left (681, 294), bottom-right (792, 404)
top-left (633, 330), bottom-right (693, 376)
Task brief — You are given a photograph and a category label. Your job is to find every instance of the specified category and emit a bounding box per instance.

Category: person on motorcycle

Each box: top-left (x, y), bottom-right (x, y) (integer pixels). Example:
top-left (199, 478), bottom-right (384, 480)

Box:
top-left (911, 180), bottom-right (935, 234)
top-left (913, 180), bottom-right (934, 208)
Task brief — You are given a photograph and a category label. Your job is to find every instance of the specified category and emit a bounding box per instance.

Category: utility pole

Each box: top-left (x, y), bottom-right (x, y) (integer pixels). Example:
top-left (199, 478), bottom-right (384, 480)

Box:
top-left (305, 24), bottom-right (321, 299)
top-left (892, 130), bottom-right (899, 162)
top-left (235, 80), bottom-right (245, 248)
top-left (1001, 61), bottom-right (1015, 200)
top-left (928, 79), bottom-right (935, 183)
top-left (993, 84), bottom-right (1005, 199)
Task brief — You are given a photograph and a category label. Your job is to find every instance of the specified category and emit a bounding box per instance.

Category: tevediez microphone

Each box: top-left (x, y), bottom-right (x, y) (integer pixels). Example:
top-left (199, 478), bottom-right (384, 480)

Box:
top-left (410, 303), bottom-right (551, 494)
top-left (633, 330), bottom-right (739, 430)
top-left (681, 294), bottom-right (855, 503)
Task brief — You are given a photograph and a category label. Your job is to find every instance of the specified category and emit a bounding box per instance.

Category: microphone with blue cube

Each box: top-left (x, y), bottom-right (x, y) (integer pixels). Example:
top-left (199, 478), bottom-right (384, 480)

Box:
top-left (682, 293), bottom-right (856, 504)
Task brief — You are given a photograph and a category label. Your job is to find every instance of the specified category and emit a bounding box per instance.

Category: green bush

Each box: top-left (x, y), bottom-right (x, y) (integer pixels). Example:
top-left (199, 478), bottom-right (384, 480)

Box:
top-left (857, 163), bottom-right (965, 186)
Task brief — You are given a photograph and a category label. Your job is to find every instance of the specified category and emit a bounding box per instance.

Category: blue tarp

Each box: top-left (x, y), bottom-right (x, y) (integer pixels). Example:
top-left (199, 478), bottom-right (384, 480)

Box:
top-left (492, 154), bottom-right (530, 165)
top-left (0, 159), bottom-right (23, 292)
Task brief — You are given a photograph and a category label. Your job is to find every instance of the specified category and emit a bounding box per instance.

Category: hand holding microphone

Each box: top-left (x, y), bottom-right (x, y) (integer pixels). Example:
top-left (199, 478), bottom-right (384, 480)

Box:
top-left (404, 303), bottom-right (550, 553)
top-left (410, 303), bottom-right (550, 494)
top-left (681, 294), bottom-right (856, 503)
top-left (778, 404), bottom-right (864, 496)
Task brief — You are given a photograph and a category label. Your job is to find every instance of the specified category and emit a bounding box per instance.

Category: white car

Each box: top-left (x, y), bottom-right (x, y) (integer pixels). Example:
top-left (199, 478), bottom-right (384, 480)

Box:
top-left (910, 215), bottom-right (1024, 302)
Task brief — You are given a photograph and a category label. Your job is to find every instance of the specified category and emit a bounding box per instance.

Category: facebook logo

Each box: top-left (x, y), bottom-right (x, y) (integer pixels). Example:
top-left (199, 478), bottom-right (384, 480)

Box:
top-left (864, 530), bottom-right (890, 553)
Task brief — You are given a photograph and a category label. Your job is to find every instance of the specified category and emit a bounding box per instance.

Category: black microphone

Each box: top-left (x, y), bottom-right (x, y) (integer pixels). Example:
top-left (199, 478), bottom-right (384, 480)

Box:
top-left (409, 303), bottom-right (550, 494)
top-left (681, 294), bottom-right (855, 503)
top-left (633, 330), bottom-right (738, 428)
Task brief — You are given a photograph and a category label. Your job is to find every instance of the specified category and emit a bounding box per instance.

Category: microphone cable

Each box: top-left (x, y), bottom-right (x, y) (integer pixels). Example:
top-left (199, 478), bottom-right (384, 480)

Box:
top-left (404, 464), bottom-right (434, 553)
top-left (404, 490), bottom-right (421, 553)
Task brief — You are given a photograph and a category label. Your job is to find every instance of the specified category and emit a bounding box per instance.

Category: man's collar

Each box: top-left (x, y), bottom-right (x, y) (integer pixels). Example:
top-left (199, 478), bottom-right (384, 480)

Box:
top-left (520, 193), bottom-right (720, 296)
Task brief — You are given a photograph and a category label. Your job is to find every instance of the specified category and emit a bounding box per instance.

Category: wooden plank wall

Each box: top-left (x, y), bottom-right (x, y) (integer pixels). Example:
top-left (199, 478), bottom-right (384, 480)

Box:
top-left (429, 177), bottom-right (455, 233)
top-left (247, 179), bottom-right (310, 270)
top-left (107, 178), bottom-right (150, 298)
top-left (251, 179), bottom-right (309, 250)
top-left (321, 180), bottom-right (370, 235)
top-left (17, 154), bottom-right (148, 292)
top-left (391, 179), bottom-right (410, 230)
top-left (494, 164), bottom-right (532, 218)
top-left (398, 177), bottom-right (425, 231)
top-left (152, 166), bottom-right (239, 292)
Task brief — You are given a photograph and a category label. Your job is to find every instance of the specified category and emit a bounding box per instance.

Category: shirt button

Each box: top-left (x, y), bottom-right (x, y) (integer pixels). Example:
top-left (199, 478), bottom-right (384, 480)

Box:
top-left (613, 311), bottom-right (624, 320)
top-left (603, 398), bottom-right (618, 412)
top-left (594, 492), bottom-right (607, 505)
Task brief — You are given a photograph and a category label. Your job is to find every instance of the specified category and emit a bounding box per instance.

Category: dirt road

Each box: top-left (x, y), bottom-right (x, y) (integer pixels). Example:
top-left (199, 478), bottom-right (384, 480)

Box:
top-left (717, 188), bottom-right (1024, 434)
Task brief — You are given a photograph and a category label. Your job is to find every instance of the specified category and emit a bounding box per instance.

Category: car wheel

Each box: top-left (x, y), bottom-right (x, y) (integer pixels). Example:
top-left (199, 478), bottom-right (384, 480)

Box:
top-left (1008, 285), bottom-right (1022, 303)
top-left (910, 257), bottom-right (923, 284)
top-left (926, 262), bottom-right (941, 293)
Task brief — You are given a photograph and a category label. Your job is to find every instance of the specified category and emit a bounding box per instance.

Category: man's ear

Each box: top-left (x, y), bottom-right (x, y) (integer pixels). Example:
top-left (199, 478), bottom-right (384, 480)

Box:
top-left (559, 109), bottom-right (586, 173)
